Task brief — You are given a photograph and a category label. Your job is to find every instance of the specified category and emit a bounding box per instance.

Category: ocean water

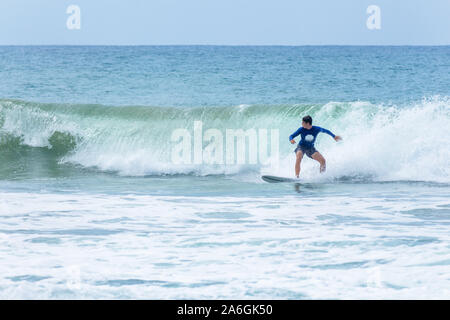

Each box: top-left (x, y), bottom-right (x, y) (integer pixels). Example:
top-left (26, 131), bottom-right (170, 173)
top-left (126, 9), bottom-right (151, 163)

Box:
top-left (0, 46), bottom-right (449, 299)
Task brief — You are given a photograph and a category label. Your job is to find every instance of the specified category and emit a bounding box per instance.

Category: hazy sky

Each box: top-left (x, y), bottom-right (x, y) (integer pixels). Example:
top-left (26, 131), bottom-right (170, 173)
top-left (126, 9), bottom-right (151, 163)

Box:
top-left (0, 0), bottom-right (449, 45)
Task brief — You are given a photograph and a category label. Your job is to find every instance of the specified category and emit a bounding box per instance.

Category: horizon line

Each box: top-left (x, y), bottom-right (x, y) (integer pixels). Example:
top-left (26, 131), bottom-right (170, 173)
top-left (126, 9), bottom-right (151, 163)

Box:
top-left (0, 44), bottom-right (449, 47)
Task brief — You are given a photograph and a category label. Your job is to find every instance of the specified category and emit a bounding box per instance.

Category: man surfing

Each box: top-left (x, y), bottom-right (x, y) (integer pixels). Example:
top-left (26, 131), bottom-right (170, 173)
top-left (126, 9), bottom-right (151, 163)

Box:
top-left (289, 115), bottom-right (342, 178)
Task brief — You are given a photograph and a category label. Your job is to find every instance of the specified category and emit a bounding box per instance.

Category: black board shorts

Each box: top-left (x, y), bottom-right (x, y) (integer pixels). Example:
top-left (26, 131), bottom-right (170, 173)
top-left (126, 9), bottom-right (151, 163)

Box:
top-left (294, 144), bottom-right (317, 158)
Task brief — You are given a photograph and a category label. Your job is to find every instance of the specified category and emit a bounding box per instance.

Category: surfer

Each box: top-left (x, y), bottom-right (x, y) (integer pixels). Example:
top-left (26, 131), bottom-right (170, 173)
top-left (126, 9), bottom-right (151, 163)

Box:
top-left (289, 115), bottom-right (342, 178)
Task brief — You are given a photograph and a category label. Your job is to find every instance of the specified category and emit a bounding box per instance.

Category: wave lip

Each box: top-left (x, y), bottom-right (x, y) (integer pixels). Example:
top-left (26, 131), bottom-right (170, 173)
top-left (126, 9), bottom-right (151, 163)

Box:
top-left (0, 97), bottom-right (449, 183)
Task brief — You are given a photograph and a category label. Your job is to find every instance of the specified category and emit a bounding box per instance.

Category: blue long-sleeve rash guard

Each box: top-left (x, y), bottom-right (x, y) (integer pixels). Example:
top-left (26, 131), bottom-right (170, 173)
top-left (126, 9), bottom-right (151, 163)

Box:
top-left (289, 126), bottom-right (335, 148)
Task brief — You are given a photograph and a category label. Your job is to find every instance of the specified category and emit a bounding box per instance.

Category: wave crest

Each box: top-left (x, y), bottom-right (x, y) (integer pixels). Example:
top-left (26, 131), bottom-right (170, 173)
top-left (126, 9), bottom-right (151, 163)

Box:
top-left (0, 97), bottom-right (449, 182)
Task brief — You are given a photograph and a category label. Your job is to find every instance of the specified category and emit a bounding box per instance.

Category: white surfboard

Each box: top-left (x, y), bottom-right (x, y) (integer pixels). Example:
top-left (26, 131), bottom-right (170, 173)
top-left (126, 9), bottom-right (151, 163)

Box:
top-left (261, 175), bottom-right (300, 183)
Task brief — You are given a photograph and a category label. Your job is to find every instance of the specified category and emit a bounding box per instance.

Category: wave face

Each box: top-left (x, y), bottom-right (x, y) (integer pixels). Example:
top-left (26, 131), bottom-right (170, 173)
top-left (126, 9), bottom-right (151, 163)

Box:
top-left (1, 97), bottom-right (449, 182)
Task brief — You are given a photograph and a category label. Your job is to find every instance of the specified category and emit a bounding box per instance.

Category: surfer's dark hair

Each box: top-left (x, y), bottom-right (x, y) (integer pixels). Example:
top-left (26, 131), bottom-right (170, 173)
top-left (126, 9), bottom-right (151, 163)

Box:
top-left (302, 115), bottom-right (312, 125)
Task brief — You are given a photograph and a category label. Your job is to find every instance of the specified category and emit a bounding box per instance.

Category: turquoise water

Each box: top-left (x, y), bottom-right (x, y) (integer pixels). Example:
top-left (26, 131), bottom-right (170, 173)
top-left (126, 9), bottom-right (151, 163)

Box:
top-left (0, 46), bottom-right (449, 299)
top-left (1, 46), bottom-right (449, 106)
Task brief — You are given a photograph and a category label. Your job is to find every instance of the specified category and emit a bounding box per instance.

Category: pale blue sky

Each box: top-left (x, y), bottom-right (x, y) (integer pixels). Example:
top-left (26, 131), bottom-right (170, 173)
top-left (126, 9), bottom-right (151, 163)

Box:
top-left (0, 0), bottom-right (449, 45)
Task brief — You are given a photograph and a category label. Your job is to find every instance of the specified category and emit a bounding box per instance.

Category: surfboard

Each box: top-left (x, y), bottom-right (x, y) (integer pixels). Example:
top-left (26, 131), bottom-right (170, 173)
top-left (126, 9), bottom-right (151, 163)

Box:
top-left (261, 175), bottom-right (299, 183)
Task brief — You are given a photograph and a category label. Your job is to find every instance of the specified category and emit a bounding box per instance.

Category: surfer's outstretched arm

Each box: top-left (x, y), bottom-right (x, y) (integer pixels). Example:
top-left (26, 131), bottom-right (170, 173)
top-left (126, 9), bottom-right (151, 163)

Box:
top-left (318, 127), bottom-right (342, 141)
top-left (318, 127), bottom-right (335, 138)
top-left (289, 127), bottom-right (303, 143)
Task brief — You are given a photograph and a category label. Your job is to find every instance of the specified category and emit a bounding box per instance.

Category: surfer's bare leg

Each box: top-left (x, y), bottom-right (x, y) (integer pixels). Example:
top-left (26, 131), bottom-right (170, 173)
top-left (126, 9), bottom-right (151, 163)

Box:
top-left (311, 151), bottom-right (326, 173)
top-left (295, 150), bottom-right (304, 178)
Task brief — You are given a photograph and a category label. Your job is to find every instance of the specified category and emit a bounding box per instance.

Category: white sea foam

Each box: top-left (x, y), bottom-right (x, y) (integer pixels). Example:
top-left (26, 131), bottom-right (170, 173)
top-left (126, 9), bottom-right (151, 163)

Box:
top-left (0, 190), bottom-right (449, 299)
top-left (270, 97), bottom-right (450, 183)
